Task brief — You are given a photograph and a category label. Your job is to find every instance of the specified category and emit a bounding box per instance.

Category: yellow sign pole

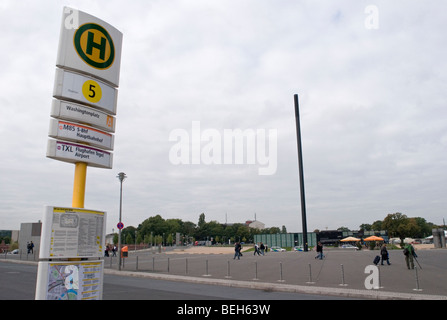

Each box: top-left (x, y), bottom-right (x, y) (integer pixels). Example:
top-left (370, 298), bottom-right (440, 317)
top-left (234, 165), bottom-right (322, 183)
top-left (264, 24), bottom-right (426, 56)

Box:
top-left (72, 162), bottom-right (87, 208)
top-left (70, 162), bottom-right (87, 262)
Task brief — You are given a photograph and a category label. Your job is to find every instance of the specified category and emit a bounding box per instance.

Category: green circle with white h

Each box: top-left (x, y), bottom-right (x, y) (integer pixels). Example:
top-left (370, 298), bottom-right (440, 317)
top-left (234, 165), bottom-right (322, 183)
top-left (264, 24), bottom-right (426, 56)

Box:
top-left (74, 23), bottom-right (115, 70)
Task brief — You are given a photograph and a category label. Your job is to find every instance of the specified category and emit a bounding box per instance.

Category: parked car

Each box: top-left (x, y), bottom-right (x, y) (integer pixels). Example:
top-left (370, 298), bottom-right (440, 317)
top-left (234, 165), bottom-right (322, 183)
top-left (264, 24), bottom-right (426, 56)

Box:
top-left (8, 249), bottom-right (19, 254)
top-left (293, 246), bottom-right (304, 252)
top-left (341, 244), bottom-right (359, 250)
top-left (270, 246), bottom-right (286, 252)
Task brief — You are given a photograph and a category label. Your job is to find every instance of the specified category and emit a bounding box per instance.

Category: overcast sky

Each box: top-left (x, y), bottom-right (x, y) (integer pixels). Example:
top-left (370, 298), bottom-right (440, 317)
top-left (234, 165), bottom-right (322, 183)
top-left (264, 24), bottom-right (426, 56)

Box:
top-left (1, 0), bottom-right (446, 234)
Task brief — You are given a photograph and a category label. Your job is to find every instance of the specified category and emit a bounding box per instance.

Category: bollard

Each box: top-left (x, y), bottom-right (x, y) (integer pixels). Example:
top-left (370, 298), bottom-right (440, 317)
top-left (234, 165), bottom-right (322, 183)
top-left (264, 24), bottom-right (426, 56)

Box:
top-left (339, 264), bottom-right (347, 286)
top-left (225, 260), bottom-right (232, 278)
top-left (278, 262), bottom-right (285, 282)
top-left (136, 256), bottom-right (139, 271)
top-left (253, 261), bottom-right (259, 281)
top-left (167, 257), bottom-right (170, 272)
top-left (203, 259), bottom-right (211, 277)
top-left (152, 257), bottom-right (155, 271)
top-left (185, 258), bottom-right (188, 274)
top-left (413, 267), bottom-right (423, 291)
top-left (376, 266), bottom-right (383, 289)
top-left (306, 263), bottom-right (315, 284)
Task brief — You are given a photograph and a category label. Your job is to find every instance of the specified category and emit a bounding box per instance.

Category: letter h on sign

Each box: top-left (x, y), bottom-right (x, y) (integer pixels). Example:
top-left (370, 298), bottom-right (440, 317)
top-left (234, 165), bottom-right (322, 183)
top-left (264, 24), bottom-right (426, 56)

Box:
top-left (86, 31), bottom-right (107, 60)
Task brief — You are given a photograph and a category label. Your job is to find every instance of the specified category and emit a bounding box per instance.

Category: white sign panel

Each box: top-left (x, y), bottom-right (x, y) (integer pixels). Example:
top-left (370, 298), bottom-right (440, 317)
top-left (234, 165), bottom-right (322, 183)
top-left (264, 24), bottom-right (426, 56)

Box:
top-left (39, 206), bottom-right (106, 259)
top-left (35, 260), bottom-right (104, 300)
top-left (56, 7), bottom-right (123, 87)
top-left (51, 99), bottom-right (115, 133)
top-left (53, 68), bottom-right (117, 115)
top-left (49, 119), bottom-right (114, 150)
top-left (47, 139), bottom-right (113, 169)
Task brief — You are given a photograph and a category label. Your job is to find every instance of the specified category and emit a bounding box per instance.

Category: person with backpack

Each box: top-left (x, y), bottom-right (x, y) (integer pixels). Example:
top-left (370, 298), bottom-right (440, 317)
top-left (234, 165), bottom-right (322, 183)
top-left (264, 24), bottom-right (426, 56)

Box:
top-left (233, 242), bottom-right (242, 260)
top-left (259, 242), bottom-right (265, 255)
top-left (253, 243), bottom-right (260, 256)
top-left (403, 243), bottom-right (416, 269)
top-left (380, 244), bottom-right (391, 265)
top-left (315, 241), bottom-right (323, 260)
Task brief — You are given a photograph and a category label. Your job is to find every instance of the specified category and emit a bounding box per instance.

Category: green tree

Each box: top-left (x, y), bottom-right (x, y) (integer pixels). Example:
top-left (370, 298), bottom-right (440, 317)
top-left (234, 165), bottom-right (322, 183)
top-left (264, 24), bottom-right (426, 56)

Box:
top-left (125, 233), bottom-right (133, 245)
top-left (382, 212), bottom-right (408, 243)
top-left (139, 215), bottom-right (167, 238)
top-left (398, 218), bottom-right (421, 239)
top-left (371, 220), bottom-right (383, 231)
top-left (198, 213), bottom-right (206, 228)
top-left (359, 224), bottom-right (372, 231)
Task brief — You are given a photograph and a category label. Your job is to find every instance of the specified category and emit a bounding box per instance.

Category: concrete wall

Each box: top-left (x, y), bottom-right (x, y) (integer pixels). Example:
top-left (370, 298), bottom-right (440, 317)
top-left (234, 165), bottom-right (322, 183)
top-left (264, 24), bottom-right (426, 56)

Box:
top-left (18, 222), bottom-right (42, 255)
top-left (432, 229), bottom-right (446, 248)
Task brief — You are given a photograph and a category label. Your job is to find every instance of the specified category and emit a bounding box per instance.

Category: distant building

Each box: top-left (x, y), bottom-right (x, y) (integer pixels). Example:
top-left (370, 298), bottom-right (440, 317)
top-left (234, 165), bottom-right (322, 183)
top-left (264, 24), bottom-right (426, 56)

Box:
top-left (18, 222), bottom-right (42, 255)
top-left (245, 220), bottom-right (265, 230)
top-left (254, 232), bottom-right (318, 248)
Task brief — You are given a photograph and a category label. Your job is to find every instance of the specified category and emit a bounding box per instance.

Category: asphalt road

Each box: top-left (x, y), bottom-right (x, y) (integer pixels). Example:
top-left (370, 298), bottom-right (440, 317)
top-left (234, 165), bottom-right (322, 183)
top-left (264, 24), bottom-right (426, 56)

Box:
top-left (0, 261), bottom-right (349, 300)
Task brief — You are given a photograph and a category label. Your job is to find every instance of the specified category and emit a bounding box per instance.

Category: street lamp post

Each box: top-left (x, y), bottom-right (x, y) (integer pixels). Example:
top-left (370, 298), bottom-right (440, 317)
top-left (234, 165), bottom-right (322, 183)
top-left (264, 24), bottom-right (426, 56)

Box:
top-left (294, 94), bottom-right (308, 252)
top-left (117, 172), bottom-right (126, 270)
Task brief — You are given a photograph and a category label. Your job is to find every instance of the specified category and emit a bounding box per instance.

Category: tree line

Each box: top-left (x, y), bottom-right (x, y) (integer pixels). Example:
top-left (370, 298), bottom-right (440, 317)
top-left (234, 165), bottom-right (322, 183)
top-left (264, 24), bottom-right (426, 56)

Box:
top-left (117, 212), bottom-right (442, 246)
top-left (358, 212), bottom-right (440, 241)
top-left (117, 213), bottom-right (286, 246)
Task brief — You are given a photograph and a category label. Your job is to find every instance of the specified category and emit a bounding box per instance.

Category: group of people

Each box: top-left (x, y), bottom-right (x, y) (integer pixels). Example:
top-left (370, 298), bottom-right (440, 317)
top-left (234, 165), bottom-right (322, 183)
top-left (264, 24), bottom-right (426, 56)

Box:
top-left (234, 240), bottom-right (419, 268)
top-left (233, 242), bottom-right (267, 259)
top-left (316, 241), bottom-right (419, 269)
top-left (26, 241), bottom-right (34, 254)
top-left (379, 242), bottom-right (419, 269)
top-left (253, 242), bottom-right (266, 256)
top-left (104, 244), bottom-right (117, 257)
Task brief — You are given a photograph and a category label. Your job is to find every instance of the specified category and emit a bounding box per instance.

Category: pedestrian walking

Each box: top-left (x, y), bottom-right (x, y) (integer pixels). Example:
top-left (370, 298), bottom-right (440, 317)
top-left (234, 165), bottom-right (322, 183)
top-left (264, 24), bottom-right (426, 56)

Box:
top-left (253, 243), bottom-right (260, 256)
top-left (259, 242), bottom-right (265, 256)
top-left (403, 243), bottom-right (417, 269)
top-left (380, 244), bottom-right (391, 265)
top-left (315, 241), bottom-right (323, 260)
top-left (233, 242), bottom-right (242, 260)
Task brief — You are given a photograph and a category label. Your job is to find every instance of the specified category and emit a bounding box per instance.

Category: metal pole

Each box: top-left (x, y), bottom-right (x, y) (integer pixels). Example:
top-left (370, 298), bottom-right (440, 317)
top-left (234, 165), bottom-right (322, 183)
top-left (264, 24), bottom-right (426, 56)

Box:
top-left (225, 260), bottom-right (231, 278)
top-left (294, 94), bottom-right (308, 251)
top-left (117, 172), bottom-right (126, 271)
top-left (306, 263), bottom-right (315, 284)
top-left (413, 267), bottom-right (422, 291)
top-left (278, 262), bottom-right (285, 282)
top-left (254, 261), bottom-right (258, 280)
top-left (340, 264), bottom-right (347, 286)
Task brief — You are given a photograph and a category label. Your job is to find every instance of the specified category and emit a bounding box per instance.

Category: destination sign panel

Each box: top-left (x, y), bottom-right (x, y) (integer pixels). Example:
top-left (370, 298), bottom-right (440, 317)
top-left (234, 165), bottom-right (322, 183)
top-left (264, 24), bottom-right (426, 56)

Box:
top-left (49, 119), bottom-right (114, 150)
top-left (46, 139), bottom-right (113, 169)
top-left (53, 68), bottom-right (117, 115)
top-left (51, 99), bottom-right (115, 133)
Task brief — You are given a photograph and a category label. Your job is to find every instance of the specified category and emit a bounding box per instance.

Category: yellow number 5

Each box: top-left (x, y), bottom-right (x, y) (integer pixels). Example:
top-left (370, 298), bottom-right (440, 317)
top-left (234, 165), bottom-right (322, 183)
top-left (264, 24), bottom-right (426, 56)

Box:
top-left (82, 79), bottom-right (102, 103)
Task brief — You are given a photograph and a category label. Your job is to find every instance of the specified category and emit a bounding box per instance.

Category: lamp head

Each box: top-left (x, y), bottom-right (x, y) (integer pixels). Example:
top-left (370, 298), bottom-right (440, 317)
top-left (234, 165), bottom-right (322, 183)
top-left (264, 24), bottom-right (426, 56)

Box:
top-left (117, 172), bottom-right (127, 182)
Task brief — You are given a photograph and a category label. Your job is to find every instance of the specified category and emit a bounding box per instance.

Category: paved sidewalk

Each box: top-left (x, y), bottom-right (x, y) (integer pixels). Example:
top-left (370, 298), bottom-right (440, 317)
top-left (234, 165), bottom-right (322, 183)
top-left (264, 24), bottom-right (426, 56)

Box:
top-left (103, 246), bottom-right (447, 300)
top-left (4, 246), bottom-right (447, 299)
